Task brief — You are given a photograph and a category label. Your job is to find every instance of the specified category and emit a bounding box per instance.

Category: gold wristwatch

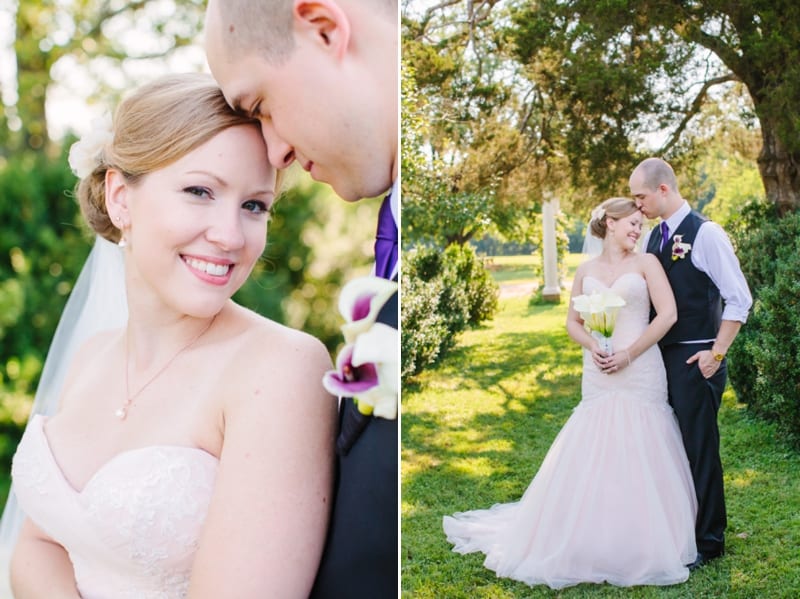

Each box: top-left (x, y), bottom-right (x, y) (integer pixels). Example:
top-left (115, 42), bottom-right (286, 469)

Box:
top-left (712, 349), bottom-right (725, 362)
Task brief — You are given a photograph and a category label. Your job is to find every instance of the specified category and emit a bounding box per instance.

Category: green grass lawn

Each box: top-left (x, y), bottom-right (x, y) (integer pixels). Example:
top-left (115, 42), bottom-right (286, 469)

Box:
top-left (486, 253), bottom-right (584, 286)
top-left (401, 288), bottom-right (800, 598)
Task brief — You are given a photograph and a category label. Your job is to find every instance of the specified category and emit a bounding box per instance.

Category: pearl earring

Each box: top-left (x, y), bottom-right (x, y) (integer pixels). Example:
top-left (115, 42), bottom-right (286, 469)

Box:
top-left (115, 215), bottom-right (127, 248)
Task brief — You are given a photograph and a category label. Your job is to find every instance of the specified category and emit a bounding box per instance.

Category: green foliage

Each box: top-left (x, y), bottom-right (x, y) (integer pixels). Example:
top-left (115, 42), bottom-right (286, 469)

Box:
top-left (403, 2), bottom-right (556, 244)
top-left (728, 211), bottom-right (800, 447)
top-left (400, 271), bottom-right (448, 381)
top-left (402, 245), bottom-right (498, 380)
top-left (401, 51), bottom-right (507, 248)
top-left (0, 149), bottom-right (92, 398)
top-left (408, 0), bottom-right (800, 214)
top-left (0, 148), bottom-right (91, 500)
top-left (443, 244), bottom-right (499, 326)
top-left (403, 185), bottom-right (497, 247)
top-left (508, 0), bottom-right (800, 211)
top-left (400, 58), bottom-right (427, 188)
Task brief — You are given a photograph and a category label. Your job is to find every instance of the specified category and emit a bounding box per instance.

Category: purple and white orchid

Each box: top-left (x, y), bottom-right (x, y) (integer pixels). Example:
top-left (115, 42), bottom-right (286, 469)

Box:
top-left (671, 234), bottom-right (692, 261)
top-left (338, 276), bottom-right (398, 343)
top-left (323, 276), bottom-right (398, 420)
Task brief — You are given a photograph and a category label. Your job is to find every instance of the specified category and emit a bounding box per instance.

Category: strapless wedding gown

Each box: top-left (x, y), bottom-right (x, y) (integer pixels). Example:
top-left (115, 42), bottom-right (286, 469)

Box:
top-left (11, 414), bottom-right (218, 598)
top-left (443, 273), bottom-right (697, 589)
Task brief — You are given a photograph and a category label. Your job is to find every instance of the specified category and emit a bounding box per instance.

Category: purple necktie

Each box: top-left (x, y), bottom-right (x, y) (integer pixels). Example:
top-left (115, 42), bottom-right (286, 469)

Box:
top-left (659, 221), bottom-right (669, 252)
top-left (374, 194), bottom-right (397, 280)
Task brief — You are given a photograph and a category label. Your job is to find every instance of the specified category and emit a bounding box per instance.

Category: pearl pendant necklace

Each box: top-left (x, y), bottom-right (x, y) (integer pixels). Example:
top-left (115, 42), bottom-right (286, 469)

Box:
top-left (117, 316), bottom-right (216, 420)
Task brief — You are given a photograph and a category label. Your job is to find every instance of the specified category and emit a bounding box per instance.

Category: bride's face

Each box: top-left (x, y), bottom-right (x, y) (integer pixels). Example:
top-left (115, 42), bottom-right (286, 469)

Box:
top-left (612, 211), bottom-right (643, 251)
top-left (114, 125), bottom-right (276, 318)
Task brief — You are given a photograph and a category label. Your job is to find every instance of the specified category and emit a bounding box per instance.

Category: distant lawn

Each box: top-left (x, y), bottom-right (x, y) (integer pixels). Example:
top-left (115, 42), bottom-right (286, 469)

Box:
top-left (402, 293), bottom-right (800, 598)
top-left (487, 253), bottom-right (585, 285)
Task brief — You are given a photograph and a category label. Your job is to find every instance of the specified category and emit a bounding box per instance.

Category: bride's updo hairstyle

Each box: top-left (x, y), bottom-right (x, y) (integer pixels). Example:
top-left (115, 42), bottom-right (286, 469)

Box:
top-left (589, 197), bottom-right (639, 239)
top-left (74, 73), bottom-right (267, 243)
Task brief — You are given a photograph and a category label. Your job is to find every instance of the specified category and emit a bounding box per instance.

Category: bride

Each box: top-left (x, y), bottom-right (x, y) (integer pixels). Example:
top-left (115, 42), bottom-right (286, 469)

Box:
top-left (1, 73), bottom-right (335, 598)
top-left (443, 197), bottom-right (697, 589)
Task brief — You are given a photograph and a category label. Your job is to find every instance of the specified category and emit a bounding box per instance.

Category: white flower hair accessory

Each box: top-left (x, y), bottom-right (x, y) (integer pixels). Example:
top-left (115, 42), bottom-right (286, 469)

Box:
top-left (68, 114), bottom-right (114, 179)
top-left (590, 206), bottom-right (606, 223)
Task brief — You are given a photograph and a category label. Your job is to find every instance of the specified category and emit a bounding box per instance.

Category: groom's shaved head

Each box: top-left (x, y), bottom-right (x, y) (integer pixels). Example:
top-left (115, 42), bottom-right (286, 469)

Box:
top-left (207, 0), bottom-right (397, 65)
top-left (207, 0), bottom-right (295, 64)
top-left (634, 157), bottom-right (680, 194)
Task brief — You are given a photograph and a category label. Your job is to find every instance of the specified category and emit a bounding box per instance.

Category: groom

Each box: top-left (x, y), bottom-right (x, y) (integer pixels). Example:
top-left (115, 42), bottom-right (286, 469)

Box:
top-left (205, 0), bottom-right (398, 597)
top-left (630, 157), bottom-right (751, 570)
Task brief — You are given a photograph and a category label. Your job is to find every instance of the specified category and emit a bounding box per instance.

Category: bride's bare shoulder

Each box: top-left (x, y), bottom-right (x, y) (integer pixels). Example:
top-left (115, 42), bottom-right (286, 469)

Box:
top-left (220, 303), bottom-right (332, 391)
top-left (574, 256), bottom-right (601, 280)
top-left (636, 252), bottom-right (663, 272)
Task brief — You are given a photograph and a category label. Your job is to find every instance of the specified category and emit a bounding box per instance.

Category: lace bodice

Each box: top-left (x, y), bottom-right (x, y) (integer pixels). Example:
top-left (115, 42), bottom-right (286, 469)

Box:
top-left (11, 415), bottom-right (218, 599)
top-left (580, 272), bottom-right (669, 408)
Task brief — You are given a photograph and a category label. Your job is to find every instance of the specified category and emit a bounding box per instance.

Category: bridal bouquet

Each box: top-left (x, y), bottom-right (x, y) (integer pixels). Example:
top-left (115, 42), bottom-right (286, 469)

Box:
top-left (323, 276), bottom-right (398, 419)
top-left (572, 290), bottom-right (626, 354)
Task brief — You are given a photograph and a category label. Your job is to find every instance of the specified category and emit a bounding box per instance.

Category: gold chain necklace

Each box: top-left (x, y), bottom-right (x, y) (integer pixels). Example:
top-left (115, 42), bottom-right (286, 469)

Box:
top-left (116, 316), bottom-right (216, 420)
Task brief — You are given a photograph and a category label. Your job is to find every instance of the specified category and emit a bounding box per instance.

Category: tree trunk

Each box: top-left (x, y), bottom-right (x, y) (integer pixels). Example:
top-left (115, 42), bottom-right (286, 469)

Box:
top-left (15, 4), bottom-right (57, 152)
top-left (757, 122), bottom-right (800, 216)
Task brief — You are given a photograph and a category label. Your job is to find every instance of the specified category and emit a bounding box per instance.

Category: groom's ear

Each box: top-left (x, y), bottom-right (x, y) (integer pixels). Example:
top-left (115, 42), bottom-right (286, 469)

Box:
top-left (293, 0), bottom-right (351, 60)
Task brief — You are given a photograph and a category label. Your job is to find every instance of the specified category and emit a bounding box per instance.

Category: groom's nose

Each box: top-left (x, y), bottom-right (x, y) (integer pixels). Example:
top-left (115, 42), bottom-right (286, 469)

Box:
top-left (260, 121), bottom-right (295, 169)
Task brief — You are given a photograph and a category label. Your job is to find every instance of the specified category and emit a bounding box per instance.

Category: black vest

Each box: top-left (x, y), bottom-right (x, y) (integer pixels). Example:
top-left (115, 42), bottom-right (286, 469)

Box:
top-left (647, 210), bottom-right (722, 347)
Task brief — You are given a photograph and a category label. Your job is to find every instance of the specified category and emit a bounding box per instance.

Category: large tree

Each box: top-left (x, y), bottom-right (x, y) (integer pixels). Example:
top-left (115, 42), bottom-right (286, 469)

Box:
top-left (405, 0), bottom-right (800, 216)
top-left (509, 0), bottom-right (800, 214)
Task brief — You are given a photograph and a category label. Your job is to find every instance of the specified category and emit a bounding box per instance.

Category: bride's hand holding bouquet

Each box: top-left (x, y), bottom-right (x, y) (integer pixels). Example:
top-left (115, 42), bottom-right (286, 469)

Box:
top-left (572, 289), bottom-right (633, 374)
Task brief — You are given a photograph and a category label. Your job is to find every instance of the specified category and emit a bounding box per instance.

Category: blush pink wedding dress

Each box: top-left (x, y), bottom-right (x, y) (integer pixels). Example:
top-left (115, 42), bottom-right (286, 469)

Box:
top-left (11, 414), bottom-right (217, 598)
top-left (443, 273), bottom-right (698, 589)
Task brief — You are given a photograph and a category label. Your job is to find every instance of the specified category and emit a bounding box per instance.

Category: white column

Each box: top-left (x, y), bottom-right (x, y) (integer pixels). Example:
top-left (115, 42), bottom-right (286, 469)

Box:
top-left (541, 195), bottom-right (561, 302)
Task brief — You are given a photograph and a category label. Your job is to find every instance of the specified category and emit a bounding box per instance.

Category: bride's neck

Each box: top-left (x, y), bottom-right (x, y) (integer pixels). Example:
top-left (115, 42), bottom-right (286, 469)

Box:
top-left (124, 314), bottom-right (216, 369)
top-left (602, 243), bottom-right (630, 263)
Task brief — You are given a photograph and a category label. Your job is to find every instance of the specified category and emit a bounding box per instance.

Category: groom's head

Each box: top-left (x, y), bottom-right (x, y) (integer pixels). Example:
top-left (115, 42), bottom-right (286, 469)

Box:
top-left (629, 157), bottom-right (682, 220)
top-left (204, 0), bottom-right (398, 202)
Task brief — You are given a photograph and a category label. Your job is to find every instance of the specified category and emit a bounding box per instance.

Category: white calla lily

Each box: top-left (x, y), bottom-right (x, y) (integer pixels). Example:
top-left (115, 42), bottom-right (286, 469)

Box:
top-left (572, 290), bottom-right (626, 338)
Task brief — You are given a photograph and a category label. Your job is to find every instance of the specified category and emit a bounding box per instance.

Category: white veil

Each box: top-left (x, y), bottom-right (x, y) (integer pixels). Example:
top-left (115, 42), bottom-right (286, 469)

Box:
top-left (581, 212), bottom-right (652, 257)
top-left (0, 236), bottom-right (127, 590)
top-left (581, 227), bottom-right (604, 256)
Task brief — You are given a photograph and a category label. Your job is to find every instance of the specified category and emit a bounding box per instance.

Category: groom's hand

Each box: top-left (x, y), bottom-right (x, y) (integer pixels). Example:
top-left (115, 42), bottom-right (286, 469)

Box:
top-left (686, 350), bottom-right (721, 379)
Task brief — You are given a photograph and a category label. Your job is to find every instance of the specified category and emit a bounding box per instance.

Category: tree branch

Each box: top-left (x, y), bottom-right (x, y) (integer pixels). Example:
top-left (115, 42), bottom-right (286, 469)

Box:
top-left (422, 0), bottom-right (463, 24)
top-left (659, 73), bottom-right (739, 155)
top-left (680, 20), bottom-right (744, 76)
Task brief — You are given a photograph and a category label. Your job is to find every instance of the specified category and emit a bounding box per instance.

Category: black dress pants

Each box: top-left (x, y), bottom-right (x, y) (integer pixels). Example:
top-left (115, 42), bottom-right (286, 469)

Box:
top-left (661, 342), bottom-right (727, 556)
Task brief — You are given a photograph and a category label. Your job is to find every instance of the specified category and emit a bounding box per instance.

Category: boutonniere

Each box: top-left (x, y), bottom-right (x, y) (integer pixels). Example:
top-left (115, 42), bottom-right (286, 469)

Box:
top-left (671, 234), bottom-right (691, 261)
top-left (323, 276), bottom-right (398, 419)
